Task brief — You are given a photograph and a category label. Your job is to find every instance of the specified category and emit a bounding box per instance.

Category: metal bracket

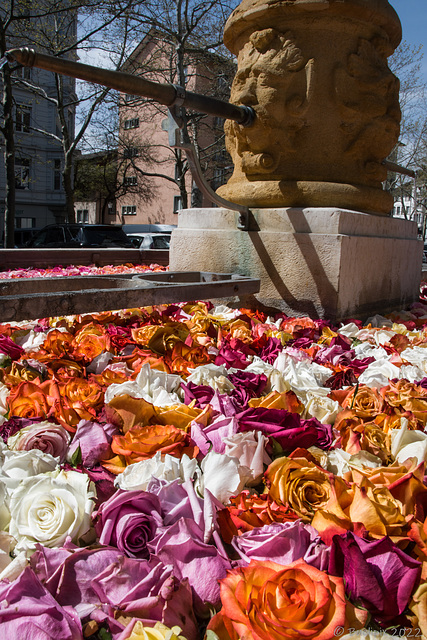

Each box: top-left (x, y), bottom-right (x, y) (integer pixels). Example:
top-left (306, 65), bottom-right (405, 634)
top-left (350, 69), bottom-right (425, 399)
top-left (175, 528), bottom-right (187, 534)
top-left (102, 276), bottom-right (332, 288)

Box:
top-left (161, 106), bottom-right (250, 230)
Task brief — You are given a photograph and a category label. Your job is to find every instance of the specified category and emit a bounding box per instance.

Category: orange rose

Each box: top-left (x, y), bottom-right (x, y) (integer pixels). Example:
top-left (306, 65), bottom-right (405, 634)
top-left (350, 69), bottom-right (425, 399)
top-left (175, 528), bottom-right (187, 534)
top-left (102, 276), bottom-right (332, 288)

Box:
top-left (339, 421), bottom-right (392, 463)
top-left (164, 341), bottom-right (212, 376)
top-left (59, 378), bottom-right (104, 413)
top-left (7, 381), bottom-right (51, 419)
top-left (249, 390), bottom-right (303, 414)
top-left (223, 319), bottom-right (252, 343)
top-left (382, 380), bottom-right (427, 426)
top-left (2, 361), bottom-right (43, 386)
top-left (90, 366), bottom-right (130, 388)
top-left (105, 395), bottom-right (158, 433)
top-left (131, 323), bottom-right (189, 354)
top-left (208, 559), bottom-right (367, 640)
top-left (349, 460), bottom-right (427, 517)
top-left (155, 403), bottom-right (202, 431)
top-left (102, 423), bottom-right (194, 473)
top-left (217, 491), bottom-right (299, 543)
top-left (125, 349), bottom-right (169, 374)
top-left (336, 385), bottom-right (386, 418)
top-left (348, 478), bottom-right (407, 539)
top-left (71, 323), bottom-right (111, 363)
top-left (42, 329), bottom-right (74, 356)
top-left (266, 456), bottom-right (348, 522)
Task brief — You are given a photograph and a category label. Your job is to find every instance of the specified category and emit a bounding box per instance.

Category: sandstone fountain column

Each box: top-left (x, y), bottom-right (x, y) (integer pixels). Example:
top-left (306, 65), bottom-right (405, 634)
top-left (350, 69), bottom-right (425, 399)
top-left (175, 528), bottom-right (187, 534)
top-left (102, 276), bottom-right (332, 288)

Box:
top-left (170, 0), bottom-right (422, 320)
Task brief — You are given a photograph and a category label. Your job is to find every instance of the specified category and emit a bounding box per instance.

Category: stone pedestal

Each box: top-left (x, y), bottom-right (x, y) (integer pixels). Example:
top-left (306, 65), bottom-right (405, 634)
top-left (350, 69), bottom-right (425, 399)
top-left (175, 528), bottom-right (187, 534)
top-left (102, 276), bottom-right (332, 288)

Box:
top-left (169, 208), bottom-right (422, 321)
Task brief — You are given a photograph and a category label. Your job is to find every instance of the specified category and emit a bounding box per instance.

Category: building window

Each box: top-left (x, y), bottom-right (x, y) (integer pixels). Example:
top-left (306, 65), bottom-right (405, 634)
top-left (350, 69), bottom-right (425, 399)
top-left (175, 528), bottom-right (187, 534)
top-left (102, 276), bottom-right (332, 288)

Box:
top-left (124, 118), bottom-right (140, 130)
top-left (122, 205), bottom-right (136, 215)
top-left (76, 209), bottom-right (89, 223)
top-left (15, 158), bottom-right (30, 189)
top-left (108, 202), bottom-right (115, 215)
top-left (123, 147), bottom-right (139, 159)
top-left (124, 176), bottom-right (137, 186)
top-left (173, 196), bottom-right (183, 213)
top-left (125, 94), bottom-right (139, 103)
top-left (53, 159), bottom-right (61, 190)
top-left (212, 167), bottom-right (226, 190)
top-left (15, 104), bottom-right (31, 133)
top-left (16, 217), bottom-right (35, 229)
top-left (13, 66), bottom-right (31, 80)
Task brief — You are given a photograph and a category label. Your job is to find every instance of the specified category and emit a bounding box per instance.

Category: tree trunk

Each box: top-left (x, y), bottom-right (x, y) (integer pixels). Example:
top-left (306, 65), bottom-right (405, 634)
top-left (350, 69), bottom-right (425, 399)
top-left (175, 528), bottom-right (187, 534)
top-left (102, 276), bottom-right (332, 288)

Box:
top-left (1, 44), bottom-right (16, 247)
top-left (62, 162), bottom-right (75, 223)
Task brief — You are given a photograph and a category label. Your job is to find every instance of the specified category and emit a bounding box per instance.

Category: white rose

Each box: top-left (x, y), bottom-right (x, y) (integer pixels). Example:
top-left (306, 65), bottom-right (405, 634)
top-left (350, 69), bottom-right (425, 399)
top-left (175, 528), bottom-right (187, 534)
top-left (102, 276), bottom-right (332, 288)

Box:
top-left (401, 346), bottom-right (427, 374)
top-left (13, 329), bottom-right (47, 351)
top-left (115, 452), bottom-right (199, 491)
top-left (245, 356), bottom-right (289, 393)
top-left (9, 468), bottom-right (96, 552)
top-left (303, 389), bottom-right (340, 424)
top-left (0, 531), bottom-right (28, 581)
top-left (353, 342), bottom-right (388, 360)
top-left (273, 353), bottom-right (331, 399)
top-left (198, 451), bottom-right (252, 504)
top-left (86, 351), bottom-right (114, 374)
top-left (337, 322), bottom-right (360, 339)
top-left (186, 364), bottom-right (235, 393)
top-left (357, 358), bottom-right (401, 388)
top-left (391, 417), bottom-right (427, 465)
top-left (223, 431), bottom-right (271, 484)
top-left (0, 449), bottom-right (59, 492)
top-left (0, 481), bottom-right (10, 531)
top-left (211, 305), bottom-right (242, 320)
top-left (104, 362), bottom-right (183, 406)
top-left (326, 449), bottom-right (382, 477)
top-left (0, 383), bottom-right (9, 425)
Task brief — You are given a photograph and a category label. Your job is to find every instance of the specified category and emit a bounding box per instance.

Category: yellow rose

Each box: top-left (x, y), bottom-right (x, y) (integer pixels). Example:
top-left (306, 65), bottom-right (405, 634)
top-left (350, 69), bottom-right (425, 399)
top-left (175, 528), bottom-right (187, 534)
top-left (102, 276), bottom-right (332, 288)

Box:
top-left (266, 456), bottom-right (347, 522)
top-left (409, 581), bottom-right (427, 640)
top-left (123, 621), bottom-right (187, 640)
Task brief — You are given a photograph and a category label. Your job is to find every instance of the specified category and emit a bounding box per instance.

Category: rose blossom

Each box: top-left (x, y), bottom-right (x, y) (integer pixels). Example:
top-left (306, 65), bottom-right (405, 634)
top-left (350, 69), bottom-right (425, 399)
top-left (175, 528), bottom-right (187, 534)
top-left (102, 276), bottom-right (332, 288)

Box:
top-left (117, 621), bottom-right (187, 640)
top-left (208, 559), bottom-right (367, 640)
top-left (94, 490), bottom-right (163, 558)
top-left (391, 417), bottom-right (427, 465)
top-left (329, 532), bottom-right (421, 622)
top-left (223, 431), bottom-right (271, 483)
top-left (9, 469), bottom-right (96, 552)
top-left (115, 453), bottom-right (199, 492)
top-left (198, 451), bottom-right (252, 504)
top-left (0, 448), bottom-right (58, 492)
top-left (67, 419), bottom-right (117, 468)
top-left (266, 455), bottom-right (344, 521)
top-left (7, 420), bottom-right (70, 461)
top-left (150, 517), bottom-right (232, 614)
top-left (0, 566), bottom-right (83, 639)
top-left (232, 521), bottom-right (330, 571)
top-left (0, 383), bottom-right (9, 426)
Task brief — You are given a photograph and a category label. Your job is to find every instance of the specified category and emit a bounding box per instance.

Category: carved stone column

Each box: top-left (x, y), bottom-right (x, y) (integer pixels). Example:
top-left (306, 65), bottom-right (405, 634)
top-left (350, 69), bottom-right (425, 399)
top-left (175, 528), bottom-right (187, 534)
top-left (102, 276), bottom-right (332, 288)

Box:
top-left (217, 0), bottom-right (402, 215)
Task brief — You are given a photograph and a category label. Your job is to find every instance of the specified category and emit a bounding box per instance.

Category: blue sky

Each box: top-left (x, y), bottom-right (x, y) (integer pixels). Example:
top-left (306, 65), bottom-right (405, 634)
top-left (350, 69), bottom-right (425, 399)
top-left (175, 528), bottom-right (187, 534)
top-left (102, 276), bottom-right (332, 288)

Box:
top-left (390, 0), bottom-right (427, 78)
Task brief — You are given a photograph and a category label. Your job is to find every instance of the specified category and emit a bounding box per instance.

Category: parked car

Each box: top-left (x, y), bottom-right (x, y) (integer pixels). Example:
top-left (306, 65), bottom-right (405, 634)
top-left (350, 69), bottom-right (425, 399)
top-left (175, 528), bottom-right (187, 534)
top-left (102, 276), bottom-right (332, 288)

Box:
top-left (26, 224), bottom-right (134, 248)
top-left (126, 232), bottom-right (171, 250)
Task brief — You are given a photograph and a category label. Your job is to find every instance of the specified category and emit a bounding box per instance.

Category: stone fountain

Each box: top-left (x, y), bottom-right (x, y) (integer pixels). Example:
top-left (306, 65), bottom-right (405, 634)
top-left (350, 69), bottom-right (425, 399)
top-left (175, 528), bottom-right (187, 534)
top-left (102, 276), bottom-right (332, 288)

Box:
top-left (170, 0), bottom-right (422, 320)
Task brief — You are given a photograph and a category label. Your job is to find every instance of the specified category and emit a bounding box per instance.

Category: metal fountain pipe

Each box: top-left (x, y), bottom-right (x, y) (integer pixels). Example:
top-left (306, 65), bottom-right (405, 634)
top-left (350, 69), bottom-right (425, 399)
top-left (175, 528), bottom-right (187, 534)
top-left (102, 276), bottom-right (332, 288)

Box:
top-left (5, 47), bottom-right (255, 127)
top-left (4, 47), bottom-right (413, 181)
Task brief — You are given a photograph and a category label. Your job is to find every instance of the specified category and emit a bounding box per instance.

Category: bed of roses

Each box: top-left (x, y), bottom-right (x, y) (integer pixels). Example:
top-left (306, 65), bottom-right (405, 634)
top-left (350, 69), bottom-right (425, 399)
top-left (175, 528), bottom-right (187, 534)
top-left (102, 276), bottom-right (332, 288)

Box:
top-left (0, 298), bottom-right (427, 639)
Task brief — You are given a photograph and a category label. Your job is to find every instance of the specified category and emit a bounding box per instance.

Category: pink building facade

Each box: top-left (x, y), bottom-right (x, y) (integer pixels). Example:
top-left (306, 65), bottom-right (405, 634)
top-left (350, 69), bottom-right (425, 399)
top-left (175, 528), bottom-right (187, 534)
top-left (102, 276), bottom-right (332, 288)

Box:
top-left (114, 34), bottom-right (233, 227)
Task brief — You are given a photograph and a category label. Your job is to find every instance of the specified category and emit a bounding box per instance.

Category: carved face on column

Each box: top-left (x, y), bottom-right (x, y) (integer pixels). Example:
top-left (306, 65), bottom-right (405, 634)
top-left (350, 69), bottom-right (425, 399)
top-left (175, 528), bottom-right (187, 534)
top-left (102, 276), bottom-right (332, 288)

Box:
top-left (226, 28), bottom-right (313, 177)
top-left (218, 0), bottom-right (402, 214)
